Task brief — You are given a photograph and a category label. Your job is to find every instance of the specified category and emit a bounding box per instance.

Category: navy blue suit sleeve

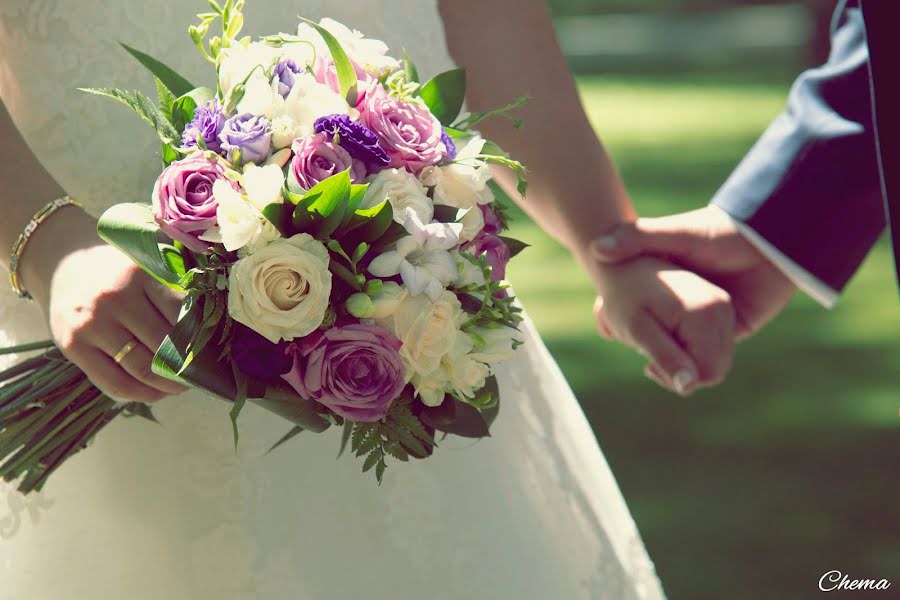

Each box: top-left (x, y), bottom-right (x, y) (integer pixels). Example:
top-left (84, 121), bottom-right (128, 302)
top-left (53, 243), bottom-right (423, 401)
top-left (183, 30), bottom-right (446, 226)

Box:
top-left (710, 0), bottom-right (885, 292)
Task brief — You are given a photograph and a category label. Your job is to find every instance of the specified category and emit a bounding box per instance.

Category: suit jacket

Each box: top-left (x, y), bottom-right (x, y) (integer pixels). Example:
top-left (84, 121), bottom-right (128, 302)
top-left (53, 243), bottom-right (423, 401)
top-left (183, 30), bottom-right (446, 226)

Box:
top-left (711, 0), bottom-right (899, 295)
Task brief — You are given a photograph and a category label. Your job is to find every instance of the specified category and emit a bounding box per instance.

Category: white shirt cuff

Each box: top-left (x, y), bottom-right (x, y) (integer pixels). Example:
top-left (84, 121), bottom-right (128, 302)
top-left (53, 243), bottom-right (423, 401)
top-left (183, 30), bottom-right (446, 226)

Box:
top-left (711, 205), bottom-right (840, 309)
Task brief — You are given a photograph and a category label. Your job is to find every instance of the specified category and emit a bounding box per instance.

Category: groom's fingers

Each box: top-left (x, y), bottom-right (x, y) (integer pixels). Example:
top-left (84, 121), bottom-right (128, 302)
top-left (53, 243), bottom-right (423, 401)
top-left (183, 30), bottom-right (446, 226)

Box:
top-left (591, 212), bottom-right (706, 265)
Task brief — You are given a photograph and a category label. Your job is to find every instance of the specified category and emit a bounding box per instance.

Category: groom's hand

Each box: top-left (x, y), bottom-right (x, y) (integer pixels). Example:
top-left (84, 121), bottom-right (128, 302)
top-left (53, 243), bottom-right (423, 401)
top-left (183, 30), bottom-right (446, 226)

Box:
top-left (591, 206), bottom-right (797, 341)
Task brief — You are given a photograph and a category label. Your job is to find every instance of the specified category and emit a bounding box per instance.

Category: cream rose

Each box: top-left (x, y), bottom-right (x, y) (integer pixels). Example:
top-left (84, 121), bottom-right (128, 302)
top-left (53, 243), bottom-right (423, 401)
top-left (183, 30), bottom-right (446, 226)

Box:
top-left (363, 168), bottom-right (433, 225)
top-left (376, 290), bottom-right (467, 384)
top-left (228, 234), bottom-right (332, 343)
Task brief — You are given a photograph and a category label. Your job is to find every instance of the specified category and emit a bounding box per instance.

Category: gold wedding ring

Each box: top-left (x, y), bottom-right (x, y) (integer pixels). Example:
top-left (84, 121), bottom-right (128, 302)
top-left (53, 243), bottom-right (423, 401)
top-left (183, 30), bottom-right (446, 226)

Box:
top-left (113, 340), bottom-right (138, 365)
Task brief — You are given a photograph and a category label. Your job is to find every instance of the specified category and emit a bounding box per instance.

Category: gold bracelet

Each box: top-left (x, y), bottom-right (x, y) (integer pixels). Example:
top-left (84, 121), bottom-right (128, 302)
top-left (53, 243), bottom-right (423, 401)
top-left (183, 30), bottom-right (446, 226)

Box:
top-left (9, 195), bottom-right (83, 300)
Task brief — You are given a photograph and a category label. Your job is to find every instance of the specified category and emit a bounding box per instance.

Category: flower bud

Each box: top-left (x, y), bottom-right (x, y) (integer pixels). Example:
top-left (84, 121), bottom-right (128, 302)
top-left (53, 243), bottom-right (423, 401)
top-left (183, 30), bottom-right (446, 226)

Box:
top-left (346, 293), bottom-right (375, 319)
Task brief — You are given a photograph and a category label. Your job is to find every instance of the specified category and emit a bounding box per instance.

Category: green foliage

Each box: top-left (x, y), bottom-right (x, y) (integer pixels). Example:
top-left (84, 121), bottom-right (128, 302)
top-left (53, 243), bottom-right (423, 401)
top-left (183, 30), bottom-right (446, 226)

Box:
top-left (120, 43), bottom-right (195, 97)
top-left (455, 252), bottom-right (523, 331)
top-left (453, 95), bottom-right (530, 130)
top-left (420, 68), bottom-right (467, 126)
top-left (78, 87), bottom-right (178, 147)
top-left (190, 0), bottom-right (247, 65)
top-left (348, 404), bottom-right (435, 485)
top-left (96, 203), bottom-right (183, 290)
top-left (299, 17), bottom-right (358, 104)
top-left (173, 87), bottom-right (215, 133)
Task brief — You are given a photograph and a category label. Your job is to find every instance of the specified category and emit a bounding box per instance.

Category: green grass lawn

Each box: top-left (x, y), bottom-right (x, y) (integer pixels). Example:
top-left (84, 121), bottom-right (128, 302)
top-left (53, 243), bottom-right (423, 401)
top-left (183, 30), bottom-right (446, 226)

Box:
top-left (505, 74), bottom-right (900, 600)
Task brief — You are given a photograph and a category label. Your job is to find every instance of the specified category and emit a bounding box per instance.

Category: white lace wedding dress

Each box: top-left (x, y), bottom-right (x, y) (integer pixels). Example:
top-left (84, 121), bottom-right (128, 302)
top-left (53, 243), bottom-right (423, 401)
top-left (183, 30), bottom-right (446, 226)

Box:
top-left (0, 1), bottom-right (665, 598)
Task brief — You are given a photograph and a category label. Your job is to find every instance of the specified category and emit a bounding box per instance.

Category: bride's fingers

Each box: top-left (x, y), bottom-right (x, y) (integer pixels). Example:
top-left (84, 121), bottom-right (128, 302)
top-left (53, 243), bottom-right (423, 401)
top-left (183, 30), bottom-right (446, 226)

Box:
top-left (78, 347), bottom-right (167, 403)
top-left (627, 311), bottom-right (698, 395)
top-left (592, 297), bottom-right (616, 340)
top-left (144, 281), bottom-right (184, 326)
top-left (643, 364), bottom-right (671, 390)
top-left (120, 295), bottom-right (181, 357)
top-left (97, 329), bottom-right (185, 395)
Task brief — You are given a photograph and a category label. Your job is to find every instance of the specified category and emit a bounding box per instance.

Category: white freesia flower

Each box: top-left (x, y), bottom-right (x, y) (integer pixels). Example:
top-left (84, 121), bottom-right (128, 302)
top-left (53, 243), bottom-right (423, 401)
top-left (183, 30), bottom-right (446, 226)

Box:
top-left (200, 180), bottom-right (264, 252)
top-left (270, 115), bottom-right (297, 150)
top-left (228, 234), bottom-right (332, 343)
top-left (235, 72), bottom-right (279, 116)
top-left (219, 41), bottom-right (281, 98)
top-left (426, 136), bottom-right (495, 209)
top-left (375, 290), bottom-right (468, 397)
top-left (363, 169), bottom-right (433, 225)
top-left (456, 206), bottom-right (485, 243)
top-left (468, 326), bottom-right (523, 365)
top-left (242, 164), bottom-right (284, 210)
top-left (367, 209), bottom-right (462, 300)
top-left (446, 353), bottom-right (490, 400)
top-left (297, 18), bottom-right (399, 73)
top-left (410, 370), bottom-right (450, 408)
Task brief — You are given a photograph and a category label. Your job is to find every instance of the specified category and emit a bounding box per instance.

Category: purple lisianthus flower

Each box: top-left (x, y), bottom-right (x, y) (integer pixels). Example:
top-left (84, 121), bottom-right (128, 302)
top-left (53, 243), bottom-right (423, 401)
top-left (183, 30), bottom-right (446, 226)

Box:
top-left (274, 58), bottom-right (303, 97)
top-left (181, 99), bottom-right (226, 153)
top-left (359, 85), bottom-right (446, 172)
top-left (151, 153), bottom-right (234, 253)
top-left (282, 324), bottom-right (406, 422)
top-left (219, 113), bottom-right (272, 165)
top-left (314, 113), bottom-right (390, 170)
top-left (440, 129), bottom-right (458, 162)
top-left (290, 133), bottom-right (367, 190)
top-left (471, 233), bottom-right (511, 281)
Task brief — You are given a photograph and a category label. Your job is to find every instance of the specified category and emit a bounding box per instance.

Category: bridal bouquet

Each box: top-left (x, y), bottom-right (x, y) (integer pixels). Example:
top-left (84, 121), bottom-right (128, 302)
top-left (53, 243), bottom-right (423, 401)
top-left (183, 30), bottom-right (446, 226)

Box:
top-left (0, 0), bottom-right (528, 491)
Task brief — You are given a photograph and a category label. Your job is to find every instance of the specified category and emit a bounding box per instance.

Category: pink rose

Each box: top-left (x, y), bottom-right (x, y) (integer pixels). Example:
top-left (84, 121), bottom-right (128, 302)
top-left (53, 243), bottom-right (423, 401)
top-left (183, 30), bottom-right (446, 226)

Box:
top-left (359, 85), bottom-right (446, 172)
top-left (290, 133), bottom-right (367, 191)
top-left (282, 324), bottom-right (406, 422)
top-left (151, 153), bottom-right (233, 253)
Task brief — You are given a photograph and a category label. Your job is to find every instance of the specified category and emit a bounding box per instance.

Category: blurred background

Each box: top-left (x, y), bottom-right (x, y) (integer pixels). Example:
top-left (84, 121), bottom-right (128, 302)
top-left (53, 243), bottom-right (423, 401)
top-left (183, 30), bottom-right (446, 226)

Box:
top-left (505, 1), bottom-right (900, 598)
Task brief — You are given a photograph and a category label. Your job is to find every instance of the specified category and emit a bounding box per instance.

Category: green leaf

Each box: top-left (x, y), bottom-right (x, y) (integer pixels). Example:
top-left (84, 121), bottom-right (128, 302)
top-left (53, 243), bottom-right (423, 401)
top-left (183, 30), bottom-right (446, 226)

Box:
top-left (79, 87), bottom-right (178, 145)
top-left (498, 236), bottom-right (529, 258)
top-left (351, 422), bottom-right (373, 453)
top-left (345, 183), bottom-right (369, 219)
top-left (339, 200), bottom-right (394, 246)
top-left (375, 457), bottom-right (386, 484)
top-left (262, 202), bottom-right (295, 237)
top-left (265, 426), bottom-right (305, 455)
top-left (120, 42), bottom-right (195, 97)
top-left (420, 68), bottom-right (466, 126)
top-left (155, 78), bottom-right (176, 122)
top-left (249, 380), bottom-right (330, 432)
top-left (122, 402), bottom-right (160, 424)
top-left (361, 449), bottom-right (380, 473)
top-left (229, 362), bottom-right (248, 450)
top-left (420, 397), bottom-right (492, 439)
top-left (402, 50), bottom-right (419, 83)
top-left (293, 170), bottom-right (351, 238)
top-left (160, 245), bottom-right (187, 278)
top-left (97, 203), bottom-right (182, 289)
top-left (172, 87), bottom-right (215, 133)
top-left (299, 18), bottom-right (357, 104)
top-left (337, 418), bottom-right (353, 458)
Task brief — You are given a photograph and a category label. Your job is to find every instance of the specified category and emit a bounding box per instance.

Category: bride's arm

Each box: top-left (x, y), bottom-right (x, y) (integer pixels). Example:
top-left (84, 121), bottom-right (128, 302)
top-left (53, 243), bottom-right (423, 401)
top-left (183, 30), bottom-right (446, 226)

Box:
top-left (438, 0), bottom-right (633, 258)
top-left (0, 99), bottom-right (183, 402)
top-left (439, 0), bottom-right (736, 394)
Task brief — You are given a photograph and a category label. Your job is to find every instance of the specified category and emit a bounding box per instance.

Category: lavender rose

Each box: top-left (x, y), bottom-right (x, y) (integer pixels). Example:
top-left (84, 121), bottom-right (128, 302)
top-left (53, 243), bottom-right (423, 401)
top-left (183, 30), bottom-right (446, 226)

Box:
top-left (282, 324), bottom-right (406, 422)
top-left (441, 129), bottom-right (458, 162)
top-left (151, 153), bottom-right (232, 253)
top-left (290, 133), bottom-right (366, 190)
top-left (219, 113), bottom-right (272, 164)
top-left (274, 58), bottom-right (303, 97)
top-left (181, 99), bottom-right (226, 153)
top-left (359, 85), bottom-right (446, 172)
top-left (471, 233), bottom-right (511, 281)
top-left (314, 114), bottom-right (390, 169)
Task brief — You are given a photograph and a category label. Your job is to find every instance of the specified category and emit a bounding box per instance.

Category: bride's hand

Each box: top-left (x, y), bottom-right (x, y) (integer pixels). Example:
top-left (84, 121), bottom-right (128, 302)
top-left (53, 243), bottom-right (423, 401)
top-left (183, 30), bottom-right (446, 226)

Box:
top-left (19, 208), bottom-right (186, 403)
top-left (590, 256), bottom-right (736, 395)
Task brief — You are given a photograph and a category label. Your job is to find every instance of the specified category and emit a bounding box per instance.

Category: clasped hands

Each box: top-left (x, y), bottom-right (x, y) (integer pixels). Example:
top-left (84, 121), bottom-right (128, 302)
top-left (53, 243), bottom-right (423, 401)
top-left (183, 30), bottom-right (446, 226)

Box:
top-left (587, 206), bottom-right (797, 395)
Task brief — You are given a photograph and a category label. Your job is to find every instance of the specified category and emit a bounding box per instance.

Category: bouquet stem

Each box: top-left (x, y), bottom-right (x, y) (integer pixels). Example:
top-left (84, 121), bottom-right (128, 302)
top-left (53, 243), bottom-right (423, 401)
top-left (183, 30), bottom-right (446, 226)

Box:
top-left (0, 342), bottom-right (122, 494)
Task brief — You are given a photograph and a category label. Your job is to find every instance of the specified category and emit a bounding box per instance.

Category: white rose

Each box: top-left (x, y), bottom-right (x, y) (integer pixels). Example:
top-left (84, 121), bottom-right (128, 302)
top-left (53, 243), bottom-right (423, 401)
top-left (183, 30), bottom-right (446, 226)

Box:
top-left (219, 42), bottom-right (280, 98)
top-left (430, 136), bottom-right (495, 209)
top-left (363, 169), bottom-right (433, 225)
top-left (468, 326), bottom-right (523, 365)
top-left (297, 18), bottom-right (399, 74)
top-left (376, 290), bottom-right (467, 381)
top-left (227, 234), bottom-right (332, 343)
top-left (242, 164), bottom-right (285, 210)
top-left (368, 281), bottom-right (408, 320)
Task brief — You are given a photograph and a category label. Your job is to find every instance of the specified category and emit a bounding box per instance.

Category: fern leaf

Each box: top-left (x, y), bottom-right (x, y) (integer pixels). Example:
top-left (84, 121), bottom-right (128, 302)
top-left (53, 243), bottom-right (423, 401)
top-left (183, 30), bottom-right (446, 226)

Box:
top-left (362, 449), bottom-right (380, 473)
top-left (375, 457), bottom-right (387, 484)
top-left (79, 87), bottom-right (177, 144)
top-left (355, 427), bottom-right (381, 457)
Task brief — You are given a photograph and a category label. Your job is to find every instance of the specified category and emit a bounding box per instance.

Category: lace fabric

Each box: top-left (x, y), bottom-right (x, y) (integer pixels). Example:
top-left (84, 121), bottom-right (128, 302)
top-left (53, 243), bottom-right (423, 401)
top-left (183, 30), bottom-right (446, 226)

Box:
top-left (0, 2), bottom-right (665, 597)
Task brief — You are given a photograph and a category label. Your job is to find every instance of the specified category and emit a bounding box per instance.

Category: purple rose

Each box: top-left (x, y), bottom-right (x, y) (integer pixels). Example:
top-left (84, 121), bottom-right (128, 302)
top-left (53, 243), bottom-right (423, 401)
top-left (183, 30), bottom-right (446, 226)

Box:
top-left (480, 204), bottom-right (503, 236)
top-left (282, 324), bottom-right (406, 422)
top-left (151, 153), bottom-right (232, 253)
top-left (314, 114), bottom-right (390, 170)
top-left (360, 85), bottom-right (446, 172)
top-left (290, 133), bottom-right (367, 191)
top-left (274, 59), bottom-right (303, 97)
top-left (441, 129), bottom-right (458, 162)
top-left (219, 113), bottom-right (272, 164)
top-left (181, 99), bottom-right (226, 153)
top-left (471, 233), bottom-right (511, 281)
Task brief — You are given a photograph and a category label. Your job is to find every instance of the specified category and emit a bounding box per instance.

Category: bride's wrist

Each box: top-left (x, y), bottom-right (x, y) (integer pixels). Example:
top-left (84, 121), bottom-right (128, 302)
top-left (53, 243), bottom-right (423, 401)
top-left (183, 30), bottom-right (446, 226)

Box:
top-left (17, 206), bottom-right (101, 305)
